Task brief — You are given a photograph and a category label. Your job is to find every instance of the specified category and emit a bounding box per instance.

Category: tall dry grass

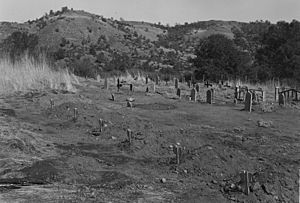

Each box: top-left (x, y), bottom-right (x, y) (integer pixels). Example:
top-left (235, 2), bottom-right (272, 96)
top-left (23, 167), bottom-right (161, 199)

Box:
top-left (0, 56), bottom-right (78, 95)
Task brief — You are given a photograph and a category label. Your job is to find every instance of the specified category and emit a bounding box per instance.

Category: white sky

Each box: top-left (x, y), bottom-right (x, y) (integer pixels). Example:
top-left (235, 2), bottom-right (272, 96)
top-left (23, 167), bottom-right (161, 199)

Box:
top-left (0, 0), bottom-right (299, 24)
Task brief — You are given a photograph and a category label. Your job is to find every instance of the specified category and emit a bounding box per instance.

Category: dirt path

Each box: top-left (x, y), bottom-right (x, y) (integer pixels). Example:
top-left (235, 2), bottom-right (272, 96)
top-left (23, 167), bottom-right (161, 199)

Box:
top-left (0, 80), bottom-right (299, 202)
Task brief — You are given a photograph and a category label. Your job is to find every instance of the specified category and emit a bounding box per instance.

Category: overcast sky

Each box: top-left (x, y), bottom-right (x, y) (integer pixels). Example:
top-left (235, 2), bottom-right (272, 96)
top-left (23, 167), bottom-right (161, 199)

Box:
top-left (0, 0), bottom-right (299, 24)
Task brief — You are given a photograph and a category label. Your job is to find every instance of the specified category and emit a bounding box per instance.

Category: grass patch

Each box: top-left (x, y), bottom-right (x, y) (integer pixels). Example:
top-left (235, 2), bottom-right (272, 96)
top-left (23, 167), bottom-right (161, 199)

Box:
top-left (0, 56), bottom-right (78, 95)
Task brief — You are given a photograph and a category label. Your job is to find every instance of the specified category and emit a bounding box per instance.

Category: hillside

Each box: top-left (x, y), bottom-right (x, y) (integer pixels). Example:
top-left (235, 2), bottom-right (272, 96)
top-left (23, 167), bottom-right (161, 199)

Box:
top-left (1, 7), bottom-right (286, 82)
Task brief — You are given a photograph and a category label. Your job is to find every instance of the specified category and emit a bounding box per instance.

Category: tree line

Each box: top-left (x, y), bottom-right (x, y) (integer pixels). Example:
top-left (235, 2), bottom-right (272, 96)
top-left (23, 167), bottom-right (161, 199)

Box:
top-left (192, 20), bottom-right (300, 83)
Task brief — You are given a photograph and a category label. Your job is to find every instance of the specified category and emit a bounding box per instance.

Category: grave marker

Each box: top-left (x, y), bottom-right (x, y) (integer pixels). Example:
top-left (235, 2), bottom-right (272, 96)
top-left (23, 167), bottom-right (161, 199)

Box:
top-left (73, 108), bottom-right (78, 121)
top-left (191, 88), bottom-right (197, 102)
top-left (275, 87), bottom-right (279, 101)
top-left (146, 76), bottom-right (148, 84)
top-left (171, 143), bottom-right (182, 165)
top-left (127, 101), bottom-right (133, 108)
top-left (111, 94), bottom-right (115, 101)
top-left (206, 89), bottom-right (212, 104)
top-left (130, 84), bottom-right (133, 92)
top-left (127, 129), bottom-right (133, 144)
top-left (240, 170), bottom-right (250, 195)
top-left (155, 75), bottom-right (159, 85)
top-left (244, 92), bottom-right (252, 112)
top-left (175, 78), bottom-right (179, 89)
top-left (176, 88), bottom-right (181, 98)
top-left (262, 91), bottom-right (266, 102)
top-left (99, 118), bottom-right (104, 132)
top-left (117, 78), bottom-right (120, 92)
top-left (50, 99), bottom-right (54, 110)
top-left (195, 83), bottom-right (200, 93)
top-left (279, 93), bottom-right (286, 106)
top-left (104, 77), bottom-right (109, 90)
top-left (235, 86), bottom-right (239, 99)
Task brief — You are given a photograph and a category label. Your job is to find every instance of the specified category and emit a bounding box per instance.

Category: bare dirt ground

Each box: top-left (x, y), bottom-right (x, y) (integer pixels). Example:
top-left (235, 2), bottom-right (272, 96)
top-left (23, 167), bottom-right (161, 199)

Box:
top-left (0, 79), bottom-right (299, 203)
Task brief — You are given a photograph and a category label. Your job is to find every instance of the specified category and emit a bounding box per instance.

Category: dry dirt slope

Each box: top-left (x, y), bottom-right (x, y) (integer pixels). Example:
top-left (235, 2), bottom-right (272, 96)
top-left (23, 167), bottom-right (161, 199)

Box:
top-left (0, 79), bottom-right (299, 202)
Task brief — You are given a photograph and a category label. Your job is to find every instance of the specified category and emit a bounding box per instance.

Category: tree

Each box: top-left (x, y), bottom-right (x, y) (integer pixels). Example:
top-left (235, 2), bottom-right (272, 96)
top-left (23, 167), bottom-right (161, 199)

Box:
top-left (0, 31), bottom-right (39, 62)
top-left (255, 20), bottom-right (300, 81)
top-left (192, 34), bottom-right (246, 81)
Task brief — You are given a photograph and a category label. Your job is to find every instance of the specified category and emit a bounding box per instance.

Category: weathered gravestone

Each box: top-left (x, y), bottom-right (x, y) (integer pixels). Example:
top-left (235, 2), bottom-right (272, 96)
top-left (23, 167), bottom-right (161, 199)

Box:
top-left (130, 84), bottom-right (133, 92)
top-left (153, 83), bottom-right (156, 92)
top-left (206, 89), bottom-right (213, 104)
top-left (111, 93), bottom-right (115, 101)
top-left (176, 88), bottom-right (181, 98)
top-left (279, 93), bottom-right (286, 106)
top-left (262, 91), bottom-right (266, 102)
top-left (244, 92), bottom-right (252, 112)
top-left (195, 84), bottom-right (200, 93)
top-left (155, 75), bottom-right (159, 85)
top-left (50, 99), bottom-right (54, 110)
top-left (275, 87), bottom-right (279, 101)
top-left (252, 92), bottom-right (257, 102)
top-left (117, 78), bottom-right (120, 92)
top-left (146, 86), bottom-right (149, 93)
top-left (104, 77), bottom-right (109, 90)
top-left (99, 118), bottom-right (104, 132)
top-left (191, 88), bottom-right (197, 102)
top-left (235, 86), bottom-right (239, 99)
top-left (175, 78), bottom-right (179, 89)
top-left (127, 129), bottom-right (133, 144)
top-left (145, 76), bottom-right (148, 84)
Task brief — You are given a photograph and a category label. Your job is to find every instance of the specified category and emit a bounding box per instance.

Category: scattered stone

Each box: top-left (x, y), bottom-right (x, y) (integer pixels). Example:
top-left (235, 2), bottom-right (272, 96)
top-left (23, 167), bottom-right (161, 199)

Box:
top-left (183, 169), bottom-right (188, 174)
top-left (111, 136), bottom-right (117, 140)
top-left (127, 101), bottom-right (133, 108)
top-left (161, 178), bottom-right (166, 183)
top-left (211, 180), bottom-right (217, 184)
top-left (252, 182), bottom-right (260, 191)
top-left (257, 120), bottom-right (273, 128)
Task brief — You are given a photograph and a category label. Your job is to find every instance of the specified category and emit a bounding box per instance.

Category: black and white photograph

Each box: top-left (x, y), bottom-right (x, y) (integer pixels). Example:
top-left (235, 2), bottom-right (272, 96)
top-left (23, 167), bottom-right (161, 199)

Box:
top-left (0, 0), bottom-right (299, 202)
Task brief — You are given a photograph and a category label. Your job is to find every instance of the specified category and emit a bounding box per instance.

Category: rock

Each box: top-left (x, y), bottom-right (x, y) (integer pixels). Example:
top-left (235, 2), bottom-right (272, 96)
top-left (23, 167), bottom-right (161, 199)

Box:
top-left (161, 178), bottom-right (166, 183)
top-left (183, 169), bottom-right (188, 174)
top-left (211, 180), bottom-right (217, 184)
top-left (252, 182), bottom-right (260, 191)
top-left (111, 136), bottom-right (117, 140)
top-left (230, 183), bottom-right (236, 189)
top-left (262, 183), bottom-right (275, 195)
top-left (257, 120), bottom-right (273, 128)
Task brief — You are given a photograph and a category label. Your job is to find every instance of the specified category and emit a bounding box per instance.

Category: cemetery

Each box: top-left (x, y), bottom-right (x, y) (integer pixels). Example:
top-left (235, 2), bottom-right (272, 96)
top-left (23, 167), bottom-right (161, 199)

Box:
top-left (0, 75), bottom-right (299, 202)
